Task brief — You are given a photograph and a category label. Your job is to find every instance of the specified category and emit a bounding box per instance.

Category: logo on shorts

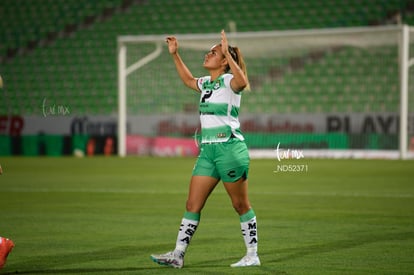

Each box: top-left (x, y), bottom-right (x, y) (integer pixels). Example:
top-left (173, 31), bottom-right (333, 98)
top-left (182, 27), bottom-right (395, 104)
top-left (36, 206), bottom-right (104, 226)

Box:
top-left (227, 170), bottom-right (236, 178)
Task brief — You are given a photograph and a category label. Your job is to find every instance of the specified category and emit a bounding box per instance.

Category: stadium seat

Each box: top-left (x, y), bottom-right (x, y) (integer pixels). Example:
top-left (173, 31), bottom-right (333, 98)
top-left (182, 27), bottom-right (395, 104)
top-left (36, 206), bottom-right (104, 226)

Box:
top-left (0, 0), bottom-right (411, 116)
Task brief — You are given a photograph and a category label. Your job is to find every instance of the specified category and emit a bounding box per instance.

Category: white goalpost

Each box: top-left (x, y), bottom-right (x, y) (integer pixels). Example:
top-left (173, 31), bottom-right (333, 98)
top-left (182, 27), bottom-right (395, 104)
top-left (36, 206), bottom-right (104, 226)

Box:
top-left (399, 24), bottom-right (414, 159)
top-left (117, 25), bottom-right (414, 159)
top-left (117, 39), bottom-right (163, 157)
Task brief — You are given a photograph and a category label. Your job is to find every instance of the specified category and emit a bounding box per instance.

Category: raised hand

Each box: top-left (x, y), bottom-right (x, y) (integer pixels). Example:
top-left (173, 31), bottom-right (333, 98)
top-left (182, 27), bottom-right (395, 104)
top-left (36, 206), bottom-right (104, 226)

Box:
top-left (166, 36), bottom-right (178, 55)
top-left (221, 30), bottom-right (229, 56)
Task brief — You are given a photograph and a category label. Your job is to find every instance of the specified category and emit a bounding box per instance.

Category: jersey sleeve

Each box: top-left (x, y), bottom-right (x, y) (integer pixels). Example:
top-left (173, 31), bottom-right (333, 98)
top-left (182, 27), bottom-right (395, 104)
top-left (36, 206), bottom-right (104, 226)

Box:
top-left (223, 74), bottom-right (235, 92)
top-left (197, 76), bottom-right (207, 92)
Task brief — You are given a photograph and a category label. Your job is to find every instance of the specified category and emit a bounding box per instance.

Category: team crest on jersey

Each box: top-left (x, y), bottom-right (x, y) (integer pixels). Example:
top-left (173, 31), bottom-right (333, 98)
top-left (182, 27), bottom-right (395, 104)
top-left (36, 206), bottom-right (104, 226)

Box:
top-left (201, 77), bottom-right (224, 91)
top-left (213, 82), bottom-right (220, 90)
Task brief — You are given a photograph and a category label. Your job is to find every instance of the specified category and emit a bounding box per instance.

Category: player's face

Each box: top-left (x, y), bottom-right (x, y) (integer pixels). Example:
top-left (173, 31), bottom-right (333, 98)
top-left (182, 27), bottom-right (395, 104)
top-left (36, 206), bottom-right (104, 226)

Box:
top-left (203, 44), bottom-right (225, 70)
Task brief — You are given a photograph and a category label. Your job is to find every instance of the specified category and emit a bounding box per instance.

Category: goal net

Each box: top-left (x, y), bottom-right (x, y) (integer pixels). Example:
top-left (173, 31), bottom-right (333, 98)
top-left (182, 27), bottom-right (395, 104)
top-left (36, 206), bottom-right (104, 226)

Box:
top-left (118, 25), bottom-right (414, 159)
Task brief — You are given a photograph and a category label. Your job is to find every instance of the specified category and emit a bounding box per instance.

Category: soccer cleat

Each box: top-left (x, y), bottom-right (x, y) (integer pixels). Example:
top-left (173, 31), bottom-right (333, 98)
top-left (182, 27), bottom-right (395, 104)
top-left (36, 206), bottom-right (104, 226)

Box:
top-left (0, 237), bottom-right (14, 269)
top-left (150, 251), bottom-right (184, 268)
top-left (230, 255), bottom-right (261, 267)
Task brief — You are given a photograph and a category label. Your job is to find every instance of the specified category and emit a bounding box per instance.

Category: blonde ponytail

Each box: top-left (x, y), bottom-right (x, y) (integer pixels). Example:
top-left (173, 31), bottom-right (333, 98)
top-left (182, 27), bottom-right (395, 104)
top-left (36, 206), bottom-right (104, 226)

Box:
top-left (232, 47), bottom-right (250, 91)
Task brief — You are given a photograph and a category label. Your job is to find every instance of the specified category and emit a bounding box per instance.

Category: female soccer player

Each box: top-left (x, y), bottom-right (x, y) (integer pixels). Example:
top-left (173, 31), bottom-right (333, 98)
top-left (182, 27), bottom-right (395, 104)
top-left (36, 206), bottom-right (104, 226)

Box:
top-left (150, 30), bottom-right (260, 268)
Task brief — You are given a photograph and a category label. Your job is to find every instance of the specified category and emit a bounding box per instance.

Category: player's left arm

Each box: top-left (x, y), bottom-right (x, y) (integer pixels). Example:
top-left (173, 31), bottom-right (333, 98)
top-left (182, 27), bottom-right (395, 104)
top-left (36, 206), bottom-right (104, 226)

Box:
top-left (221, 30), bottom-right (248, 92)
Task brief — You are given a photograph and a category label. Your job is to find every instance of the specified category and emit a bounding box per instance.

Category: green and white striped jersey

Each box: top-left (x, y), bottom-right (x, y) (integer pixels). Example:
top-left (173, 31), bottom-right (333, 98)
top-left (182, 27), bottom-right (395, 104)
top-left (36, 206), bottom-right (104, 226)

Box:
top-left (197, 73), bottom-right (245, 144)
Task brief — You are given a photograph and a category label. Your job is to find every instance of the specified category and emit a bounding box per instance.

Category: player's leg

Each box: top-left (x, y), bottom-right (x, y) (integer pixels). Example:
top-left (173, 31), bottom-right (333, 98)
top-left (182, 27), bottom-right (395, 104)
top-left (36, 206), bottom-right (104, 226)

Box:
top-left (223, 178), bottom-right (260, 267)
top-left (175, 143), bottom-right (221, 255)
top-left (150, 175), bottom-right (219, 268)
top-left (223, 176), bottom-right (251, 215)
top-left (176, 175), bottom-right (219, 255)
top-left (218, 139), bottom-right (260, 267)
top-left (151, 144), bottom-right (220, 268)
top-left (186, 175), bottom-right (220, 213)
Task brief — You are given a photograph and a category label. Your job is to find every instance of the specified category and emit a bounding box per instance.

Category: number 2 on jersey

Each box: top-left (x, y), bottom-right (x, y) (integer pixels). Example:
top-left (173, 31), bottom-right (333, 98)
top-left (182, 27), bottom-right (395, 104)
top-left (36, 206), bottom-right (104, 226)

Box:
top-left (201, 90), bottom-right (213, 103)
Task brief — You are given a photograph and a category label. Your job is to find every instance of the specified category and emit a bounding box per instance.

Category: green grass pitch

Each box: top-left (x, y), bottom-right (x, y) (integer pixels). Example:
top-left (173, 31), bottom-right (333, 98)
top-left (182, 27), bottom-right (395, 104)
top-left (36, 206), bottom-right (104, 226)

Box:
top-left (0, 156), bottom-right (413, 274)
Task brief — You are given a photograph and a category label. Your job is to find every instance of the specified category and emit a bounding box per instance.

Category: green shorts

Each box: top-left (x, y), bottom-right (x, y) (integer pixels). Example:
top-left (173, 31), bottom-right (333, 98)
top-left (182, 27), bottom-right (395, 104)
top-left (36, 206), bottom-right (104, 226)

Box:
top-left (192, 138), bottom-right (250, 183)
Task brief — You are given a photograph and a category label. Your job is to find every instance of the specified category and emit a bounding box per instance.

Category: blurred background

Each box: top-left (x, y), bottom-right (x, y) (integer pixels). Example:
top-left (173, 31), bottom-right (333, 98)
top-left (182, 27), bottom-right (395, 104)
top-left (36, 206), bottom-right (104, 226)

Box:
top-left (0, 0), bottom-right (413, 157)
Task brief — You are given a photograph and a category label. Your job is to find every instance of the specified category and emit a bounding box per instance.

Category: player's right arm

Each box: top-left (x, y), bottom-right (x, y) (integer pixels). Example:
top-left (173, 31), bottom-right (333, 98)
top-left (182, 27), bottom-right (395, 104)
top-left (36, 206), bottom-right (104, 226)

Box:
top-left (166, 36), bottom-right (199, 92)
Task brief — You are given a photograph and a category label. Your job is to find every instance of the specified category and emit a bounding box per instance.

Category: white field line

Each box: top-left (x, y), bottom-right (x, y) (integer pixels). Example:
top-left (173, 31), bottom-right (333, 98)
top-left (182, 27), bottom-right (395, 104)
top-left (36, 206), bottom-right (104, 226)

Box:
top-left (1, 187), bottom-right (413, 198)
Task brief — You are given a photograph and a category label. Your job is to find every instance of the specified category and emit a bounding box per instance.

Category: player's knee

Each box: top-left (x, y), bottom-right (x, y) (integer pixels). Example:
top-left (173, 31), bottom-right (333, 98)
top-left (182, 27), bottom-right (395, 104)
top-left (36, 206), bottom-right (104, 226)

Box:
top-left (185, 199), bottom-right (203, 213)
top-left (232, 200), bottom-right (250, 215)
